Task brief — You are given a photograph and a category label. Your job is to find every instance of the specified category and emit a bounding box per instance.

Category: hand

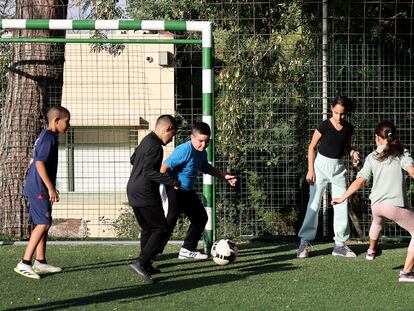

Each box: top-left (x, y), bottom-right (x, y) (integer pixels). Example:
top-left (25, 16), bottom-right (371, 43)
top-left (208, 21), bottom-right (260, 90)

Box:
top-left (173, 180), bottom-right (180, 190)
top-left (351, 150), bottom-right (361, 166)
top-left (225, 174), bottom-right (237, 187)
top-left (306, 170), bottom-right (315, 185)
top-left (331, 197), bottom-right (344, 205)
top-left (48, 188), bottom-right (59, 203)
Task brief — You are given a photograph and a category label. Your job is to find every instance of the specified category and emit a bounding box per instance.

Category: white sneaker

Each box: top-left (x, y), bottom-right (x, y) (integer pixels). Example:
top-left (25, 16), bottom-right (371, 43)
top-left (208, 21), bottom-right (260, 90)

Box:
top-left (33, 260), bottom-right (62, 274)
top-left (14, 261), bottom-right (40, 279)
top-left (399, 271), bottom-right (414, 283)
top-left (332, 245), bottom-right (357, 258)
top-left (178, 247), bottom-right (208, 260)
top-left (297, 242), bottom-right (310, 258)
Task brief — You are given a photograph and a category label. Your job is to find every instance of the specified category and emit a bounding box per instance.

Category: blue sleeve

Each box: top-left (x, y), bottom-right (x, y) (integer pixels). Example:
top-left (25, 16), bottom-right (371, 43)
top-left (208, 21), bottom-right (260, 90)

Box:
top-left (33, 133), bottom-right (54, 162)
top-left (164, 143), bottom-right (190, 170)
top-left (200, 151), bottom-right (214, 174)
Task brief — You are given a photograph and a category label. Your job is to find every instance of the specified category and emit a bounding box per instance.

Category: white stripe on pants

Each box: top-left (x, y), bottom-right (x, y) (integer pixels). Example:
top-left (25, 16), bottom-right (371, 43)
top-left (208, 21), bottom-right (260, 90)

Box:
top-left (298, 153), bottom-right (350, 244)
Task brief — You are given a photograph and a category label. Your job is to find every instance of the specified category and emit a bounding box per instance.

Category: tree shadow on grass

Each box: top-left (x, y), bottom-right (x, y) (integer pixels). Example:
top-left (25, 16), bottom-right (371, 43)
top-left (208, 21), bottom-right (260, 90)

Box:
top-left (62, 258), bottom-right (132, 273)
top-left (7, 240), bottom-right (410, 310)
top-left (6, 266), bottom-right (296, 311)
top-left (5, 241), bottom-right (298, 311)
top-left (158, 241), bottom-right (297, 271)
top-left (309, 240), bottom-right (411, 258)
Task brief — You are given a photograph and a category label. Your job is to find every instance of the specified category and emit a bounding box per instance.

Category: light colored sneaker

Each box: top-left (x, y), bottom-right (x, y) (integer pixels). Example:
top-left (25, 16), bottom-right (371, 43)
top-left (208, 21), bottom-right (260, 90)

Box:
top-left (178, 247), bottom-right (208, 260)
top-left (332, 245), bottom-right (357, 257)
top-left (14, 261), bottom-right (40, 279)
top-left (366, 245), bottom-right (382, 261)
top-left (33, 260), bottom-right (62, 274)
top-left (399, 271), bottom-right (414, 283)
top-left (297, 242), bottom-right (310, 258)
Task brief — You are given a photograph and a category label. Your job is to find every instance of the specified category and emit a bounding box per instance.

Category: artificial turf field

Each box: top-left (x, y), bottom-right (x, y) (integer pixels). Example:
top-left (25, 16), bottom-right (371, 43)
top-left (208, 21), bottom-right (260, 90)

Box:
top-left (1, 241), bottom-right (413, 311)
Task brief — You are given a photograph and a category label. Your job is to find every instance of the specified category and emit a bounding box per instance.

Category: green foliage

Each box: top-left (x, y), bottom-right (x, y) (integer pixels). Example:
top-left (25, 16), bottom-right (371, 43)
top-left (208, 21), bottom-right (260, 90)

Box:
top-left (73, 0), bottom-right (127, 56)
top-left (112, 207), bottom-right (141, 238)
top-left (129, 0), bottom-right (207, 21)
top-left (112, 207), bottom-right (191, 240)
top-left (126, 1), bottom-right (311, 236)
top-left (261, 208), bottom-right (298, 236)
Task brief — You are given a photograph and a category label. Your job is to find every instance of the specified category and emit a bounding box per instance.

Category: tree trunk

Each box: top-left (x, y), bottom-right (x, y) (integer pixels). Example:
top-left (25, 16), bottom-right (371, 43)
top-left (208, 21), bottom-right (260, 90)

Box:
top-left (0, 0), bottom-right (68, 238)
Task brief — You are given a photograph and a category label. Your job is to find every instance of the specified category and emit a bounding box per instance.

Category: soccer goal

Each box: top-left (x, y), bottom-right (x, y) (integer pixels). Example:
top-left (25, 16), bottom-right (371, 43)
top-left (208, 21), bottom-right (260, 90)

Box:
top-left (0, 19), bottom-right (216, 250)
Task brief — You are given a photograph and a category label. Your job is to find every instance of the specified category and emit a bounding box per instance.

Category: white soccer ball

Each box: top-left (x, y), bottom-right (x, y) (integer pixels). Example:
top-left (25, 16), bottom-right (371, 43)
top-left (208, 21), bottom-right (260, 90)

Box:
top-left (211, 239), bottom-right (238, 266)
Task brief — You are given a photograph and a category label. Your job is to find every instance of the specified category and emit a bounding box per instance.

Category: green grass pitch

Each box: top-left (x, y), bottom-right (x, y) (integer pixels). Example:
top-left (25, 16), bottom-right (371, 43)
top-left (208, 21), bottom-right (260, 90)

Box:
top-left (1, 241), bottom-right (413, 310)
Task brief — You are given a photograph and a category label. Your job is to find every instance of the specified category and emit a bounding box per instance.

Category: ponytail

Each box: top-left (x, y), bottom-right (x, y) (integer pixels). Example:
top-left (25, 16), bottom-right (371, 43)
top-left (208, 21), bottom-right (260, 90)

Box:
top-left (374, 121), bottom-right (404, 161)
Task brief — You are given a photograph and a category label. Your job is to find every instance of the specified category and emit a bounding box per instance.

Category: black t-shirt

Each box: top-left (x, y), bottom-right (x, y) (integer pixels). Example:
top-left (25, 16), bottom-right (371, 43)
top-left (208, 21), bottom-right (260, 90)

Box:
top-left (316, 119), bottom-right (354, 159)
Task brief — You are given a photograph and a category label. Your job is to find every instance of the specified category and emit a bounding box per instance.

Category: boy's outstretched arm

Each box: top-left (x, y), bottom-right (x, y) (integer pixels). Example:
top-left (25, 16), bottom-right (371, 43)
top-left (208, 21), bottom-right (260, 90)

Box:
top-left (35, 160), bottom-right (59, 202)
top-left (207, 166), bottom-right (237, 187)
top-left (331, 177), bottom-right (365, 205)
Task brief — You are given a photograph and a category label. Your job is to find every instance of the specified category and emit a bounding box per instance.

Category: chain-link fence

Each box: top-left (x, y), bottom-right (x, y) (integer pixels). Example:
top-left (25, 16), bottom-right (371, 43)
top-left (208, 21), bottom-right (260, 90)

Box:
top-left (1, 1), bottom-right (413, 240)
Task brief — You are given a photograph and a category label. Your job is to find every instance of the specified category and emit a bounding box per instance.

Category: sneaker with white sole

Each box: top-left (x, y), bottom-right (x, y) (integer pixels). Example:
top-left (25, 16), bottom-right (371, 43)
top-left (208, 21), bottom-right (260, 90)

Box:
top-left (178, 247), bottom-right (208, 260)
top-left (33, 260), bottom-right (62, 274)
top-left (14, 261), bottom-right (40, 279)
top-left (399, 271), bottom-right (414, 283)
top-left (332, 245), bottom-right (357, 257)
top-left (297, 242), bottom-right (310, 258)
top-left (366, 245), bottom-right (382, 261)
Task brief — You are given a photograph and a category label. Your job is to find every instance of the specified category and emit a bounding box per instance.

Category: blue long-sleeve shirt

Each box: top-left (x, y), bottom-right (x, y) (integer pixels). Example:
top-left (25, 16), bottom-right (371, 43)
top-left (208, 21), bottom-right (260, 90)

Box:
top-left (164, 141), bottom-right (213, 191)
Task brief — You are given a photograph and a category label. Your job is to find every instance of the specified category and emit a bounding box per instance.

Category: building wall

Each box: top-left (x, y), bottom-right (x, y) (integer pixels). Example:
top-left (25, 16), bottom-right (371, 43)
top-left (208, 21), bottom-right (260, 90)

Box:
top-left (50, 32), bottom-right (175, 237)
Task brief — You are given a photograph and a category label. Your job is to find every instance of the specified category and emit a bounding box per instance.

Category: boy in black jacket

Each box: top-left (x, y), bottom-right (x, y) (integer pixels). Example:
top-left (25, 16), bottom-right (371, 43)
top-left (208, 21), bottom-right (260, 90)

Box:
top-left (127, 115), bottom-right (179, 283)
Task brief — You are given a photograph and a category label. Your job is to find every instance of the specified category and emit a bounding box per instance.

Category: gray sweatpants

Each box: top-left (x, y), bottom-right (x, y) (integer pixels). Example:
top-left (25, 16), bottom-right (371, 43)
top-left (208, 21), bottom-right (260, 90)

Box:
top-left (299, 153), bottom-right (350, 245)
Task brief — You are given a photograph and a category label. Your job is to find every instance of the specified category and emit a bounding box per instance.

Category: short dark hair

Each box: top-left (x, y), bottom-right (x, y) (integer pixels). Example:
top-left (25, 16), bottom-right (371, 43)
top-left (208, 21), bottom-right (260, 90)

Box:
top-left (156, 114), bottom-right (178, 130)
top-left (191, 122), bottom-right (211, 136)
top-left (46, 105), bottom-right (70, 124)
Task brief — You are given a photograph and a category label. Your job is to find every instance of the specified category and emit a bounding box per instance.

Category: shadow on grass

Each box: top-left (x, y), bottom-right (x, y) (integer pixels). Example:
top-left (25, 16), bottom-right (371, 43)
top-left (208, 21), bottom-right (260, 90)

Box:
top-left (5, 241), bottom-right (298, 311)
top-left (5, 240), bottom-right (411, 310)
top-left (7, 267), bottom-right (297, 311)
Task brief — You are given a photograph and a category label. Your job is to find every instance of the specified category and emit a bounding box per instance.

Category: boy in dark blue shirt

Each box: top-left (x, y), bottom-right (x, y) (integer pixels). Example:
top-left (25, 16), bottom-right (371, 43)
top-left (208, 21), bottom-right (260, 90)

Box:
top-left (161, 122), bottom-right (237, 259)
top-left (14, 106), bottom-right (70, 279)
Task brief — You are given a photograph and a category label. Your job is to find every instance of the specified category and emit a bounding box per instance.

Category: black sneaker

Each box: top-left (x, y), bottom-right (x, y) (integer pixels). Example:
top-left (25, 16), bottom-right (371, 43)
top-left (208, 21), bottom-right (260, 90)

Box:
top-left (146, 264), bottom-right (161, 275)
top-left (129, 262), bottom-right (154, 283)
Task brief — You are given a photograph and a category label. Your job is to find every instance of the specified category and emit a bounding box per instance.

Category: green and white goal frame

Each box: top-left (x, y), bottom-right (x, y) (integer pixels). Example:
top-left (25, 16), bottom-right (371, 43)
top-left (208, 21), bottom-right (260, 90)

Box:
top-left (0, 19), bottom-right (216, 251)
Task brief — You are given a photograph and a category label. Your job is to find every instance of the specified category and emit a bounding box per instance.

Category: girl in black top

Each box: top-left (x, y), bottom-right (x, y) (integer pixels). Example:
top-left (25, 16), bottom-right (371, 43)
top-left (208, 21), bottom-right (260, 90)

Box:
top-left (297, 96), bottom-right (360, 258)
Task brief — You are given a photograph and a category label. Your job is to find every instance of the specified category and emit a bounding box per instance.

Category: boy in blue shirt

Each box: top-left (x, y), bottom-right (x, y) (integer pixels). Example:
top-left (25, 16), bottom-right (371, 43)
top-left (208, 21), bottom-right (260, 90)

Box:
top-left (161, 122), bottom-right (237, 259)
top-left (14, 106), bottom-right (70, 279)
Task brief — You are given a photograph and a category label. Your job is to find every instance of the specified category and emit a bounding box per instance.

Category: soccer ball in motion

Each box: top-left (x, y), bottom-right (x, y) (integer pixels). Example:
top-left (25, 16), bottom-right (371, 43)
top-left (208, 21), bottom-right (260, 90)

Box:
top-left (211, 239), bottom-right (238, 266)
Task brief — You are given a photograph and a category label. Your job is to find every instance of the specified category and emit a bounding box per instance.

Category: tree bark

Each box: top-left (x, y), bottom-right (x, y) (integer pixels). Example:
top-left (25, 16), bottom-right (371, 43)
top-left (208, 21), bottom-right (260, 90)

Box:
top-left (0, 0), bottom-right (68, 238)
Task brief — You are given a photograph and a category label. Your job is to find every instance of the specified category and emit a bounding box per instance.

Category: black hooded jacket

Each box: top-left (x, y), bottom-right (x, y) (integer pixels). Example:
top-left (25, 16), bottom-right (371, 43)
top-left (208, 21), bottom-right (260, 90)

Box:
top-left (127, 132), bottom-right (176, 207)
